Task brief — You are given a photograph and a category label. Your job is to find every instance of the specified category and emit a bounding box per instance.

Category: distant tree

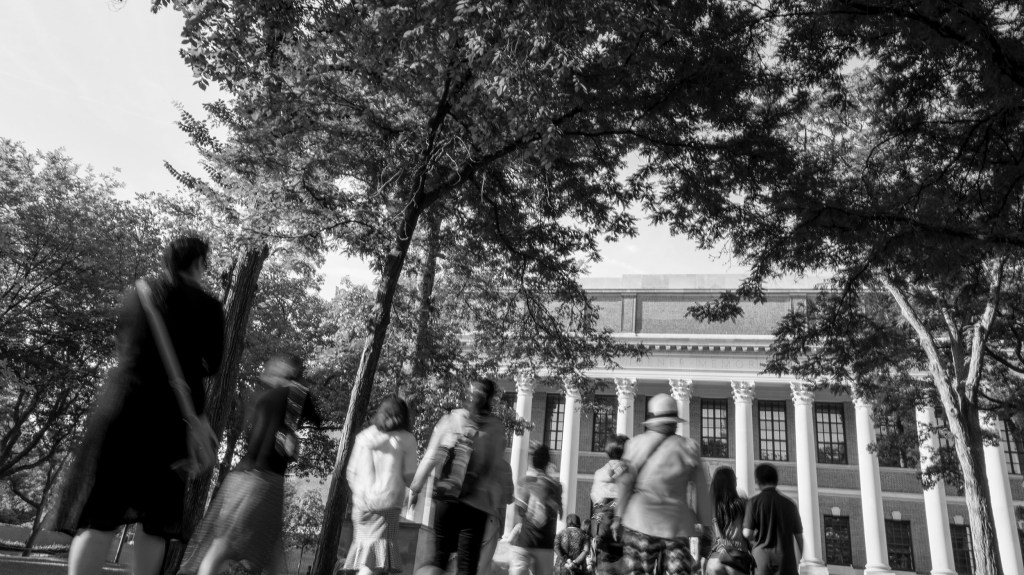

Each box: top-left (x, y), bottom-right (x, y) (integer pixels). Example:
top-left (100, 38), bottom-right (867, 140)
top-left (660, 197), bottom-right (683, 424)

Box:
top-left (0, 139), bottom-right (161, 492)
top-left (648, 2), bottom-right (1024, 571)
top-left (283, 489), bottom-right (324, 575)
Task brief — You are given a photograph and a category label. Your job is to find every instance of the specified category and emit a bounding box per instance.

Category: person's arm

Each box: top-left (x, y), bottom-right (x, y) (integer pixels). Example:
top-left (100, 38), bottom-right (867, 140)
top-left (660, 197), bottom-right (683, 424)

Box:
top-left (402, 431), bottom-right (418, 486)
top-left (410, 415), bottom-right (448, 494)
top-left (691, 460), bottom-right (712, 529)
top-left (794, 533), bottom-right (804, 557)
top-left (742, 497), bottom-right (756, 542)
top-left (572, 539), bottom-right (590, 566)
top-left (554, 532), bottom-right (566, 559)
top-left (199, 296), bottom-right (225, 376)
top-left (346, 433), bottom-right (370, 502)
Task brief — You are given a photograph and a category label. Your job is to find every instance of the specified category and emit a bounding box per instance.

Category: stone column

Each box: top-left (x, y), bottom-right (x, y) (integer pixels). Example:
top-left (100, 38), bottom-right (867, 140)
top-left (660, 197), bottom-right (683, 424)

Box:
top-left (981, 412), bottom-right (1024, 575)
top-left (916, 406), bottom-right (956, 575)
top-left (790, 381), bottom-right (829, 575)
top-left (852, 396), bottom-right (895, 575)
top-left (615, 377), bottom-right (637, 437)
top-left (731, 380), bottom-right (756, 496)
top-left (669, 378), bottom-right (693, 437)
top-left (558, 386), bottom-right (582, 531)
top-left (505, 375), bottom-right (535, 533)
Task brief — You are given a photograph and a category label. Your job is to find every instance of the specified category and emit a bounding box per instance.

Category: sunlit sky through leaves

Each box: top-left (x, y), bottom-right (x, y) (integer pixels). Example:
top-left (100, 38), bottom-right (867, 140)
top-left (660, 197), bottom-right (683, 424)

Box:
top-left (0, 1), bottom-right (745, 297)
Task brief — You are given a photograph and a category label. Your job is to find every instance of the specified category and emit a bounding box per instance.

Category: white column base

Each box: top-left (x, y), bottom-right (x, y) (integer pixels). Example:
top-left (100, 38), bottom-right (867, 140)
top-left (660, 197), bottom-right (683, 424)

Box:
top-left (863, 566), bottom-right (896, 575)
top-left (926, 570), bottom-right (957, 575)
top-left (798, 561), bottom-right (829, 575)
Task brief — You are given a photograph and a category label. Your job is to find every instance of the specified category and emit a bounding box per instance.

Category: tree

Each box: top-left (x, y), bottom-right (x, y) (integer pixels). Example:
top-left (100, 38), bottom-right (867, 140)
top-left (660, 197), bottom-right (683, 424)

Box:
top-left (284, 489), bottom-right (325, 575)
top-left (647, 3), bottom-right (1024, 571)
top-left (156, 2), bottom-right (793, 573)
top-left (0, 139), bottom-right (161, 493)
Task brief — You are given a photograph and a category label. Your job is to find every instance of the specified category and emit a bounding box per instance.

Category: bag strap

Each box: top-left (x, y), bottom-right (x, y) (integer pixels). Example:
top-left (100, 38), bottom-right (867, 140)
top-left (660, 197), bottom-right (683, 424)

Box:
top-left (633, 432), bottom-right (673, 482)
top-left (136, 280), bottom-right (192, 414)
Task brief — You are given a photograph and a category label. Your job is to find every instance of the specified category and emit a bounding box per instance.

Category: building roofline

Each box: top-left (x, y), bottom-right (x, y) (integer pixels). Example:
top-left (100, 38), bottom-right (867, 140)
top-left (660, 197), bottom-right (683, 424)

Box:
top-left (581, 274), bottom-right (829, 293)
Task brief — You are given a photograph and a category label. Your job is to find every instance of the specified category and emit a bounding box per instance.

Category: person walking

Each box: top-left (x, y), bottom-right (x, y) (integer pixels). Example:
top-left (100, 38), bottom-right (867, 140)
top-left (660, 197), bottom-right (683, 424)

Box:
top-left (179, 354), bottom-right (321, 575)
top-left (614, 393), bottom-right (710, 575)
top-left (742, 464), bottom-right (803, 575)
top-left (509, 445), bottom-right (562, 575)
top-left (554, 514), bottom-right (590, 575)
top-left (342, 396), bottom-right (419, 575)
top-left (49, 234), bottom-right (224, 575)
top-left (477, 457), bottom-right (515, 575)
top-left (589, 434), bottom-right (628, 575)
top-left (704, 467), bottom-right (751, 575)
top-left (411, 378), bottom-right (506, 575)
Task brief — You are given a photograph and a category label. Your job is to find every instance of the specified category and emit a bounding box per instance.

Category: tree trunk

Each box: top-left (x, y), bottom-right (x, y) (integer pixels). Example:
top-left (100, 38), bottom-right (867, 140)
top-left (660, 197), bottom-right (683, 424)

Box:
top-left (114, 524), bottom-right (131, 563)
top-left (310, 202), bottom-right (431, 575)
top-left (214, 390), bottom-right (244, 492)
top-left (943, 396), bottom-right (1002, 574)
top-left (411, 212), bottom-right (441, 382)
top-left (161, 243), bottom-right (270, 575)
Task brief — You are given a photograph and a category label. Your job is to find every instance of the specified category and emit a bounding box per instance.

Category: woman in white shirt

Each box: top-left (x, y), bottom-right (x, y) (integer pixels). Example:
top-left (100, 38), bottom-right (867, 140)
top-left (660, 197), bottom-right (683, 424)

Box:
top-left (344, 396), bottom-right (418, 575)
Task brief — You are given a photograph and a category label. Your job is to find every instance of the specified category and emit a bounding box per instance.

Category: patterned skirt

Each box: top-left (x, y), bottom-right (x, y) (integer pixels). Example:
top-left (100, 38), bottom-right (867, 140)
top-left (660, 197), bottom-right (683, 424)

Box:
top-left (341, 507), bottom-right (402, 573)
top-left (622, 527), bottom-right (695, 575)
top-left (178, 469), bottom-right (285, 574)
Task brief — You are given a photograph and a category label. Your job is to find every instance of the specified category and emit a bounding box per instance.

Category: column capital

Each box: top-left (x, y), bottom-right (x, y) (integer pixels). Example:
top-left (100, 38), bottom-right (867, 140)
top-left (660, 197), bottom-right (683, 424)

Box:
top-left (515, 374), bottom-right (536, 394)
top-left (852, 395), bottom-right (872, 410)
top-left (615, 377), bottom-right (637, 398)
top-left (731, 380), bottom-right (756, 403)
top-left (564, 384), bottom-right (581, 401)
top-left (669, 379), bottom-right (693, 402)
top-left (790, 381), bottom-right (815, 405)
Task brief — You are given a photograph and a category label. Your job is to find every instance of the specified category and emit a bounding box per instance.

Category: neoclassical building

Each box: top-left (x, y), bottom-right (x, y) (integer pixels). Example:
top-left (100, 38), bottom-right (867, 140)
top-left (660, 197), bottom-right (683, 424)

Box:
top-left (495, 275), bottom-right (1024, 575)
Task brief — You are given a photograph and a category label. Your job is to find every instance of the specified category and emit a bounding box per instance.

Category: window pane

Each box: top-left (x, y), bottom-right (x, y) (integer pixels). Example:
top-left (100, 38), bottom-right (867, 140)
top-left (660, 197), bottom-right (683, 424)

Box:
top-left (1002, 419), bottom-right (1023, 475)
top-left (544, 395), bottom-right (566, 451)
top-left (950, 524), bottom-right (974, 575)
top-left (701, 398), bottom-right (729, 458)
top-left (500, 392), bottom-right (517, 446)
top-left (815, 403), bottom-right (847, 464)
top-left (591, 396), bottom-right (618, 452)
top-left (884, 520), bottom-right (915, 572)
top-left (823, 515), bottom-right (852, 565)
top-left (758, 400), bottom-right (788, 461)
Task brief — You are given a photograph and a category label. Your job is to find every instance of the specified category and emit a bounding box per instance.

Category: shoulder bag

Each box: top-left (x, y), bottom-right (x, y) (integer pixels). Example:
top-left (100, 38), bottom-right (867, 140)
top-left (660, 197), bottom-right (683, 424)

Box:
top-left (136, 279), bottom-right (218, 478)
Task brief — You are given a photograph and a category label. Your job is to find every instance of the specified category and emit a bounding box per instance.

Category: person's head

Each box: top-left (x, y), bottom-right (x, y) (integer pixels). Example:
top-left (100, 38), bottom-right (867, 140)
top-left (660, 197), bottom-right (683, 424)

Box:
top-left (711, 466), bottom-right (743, 528)
top-left (754, 463), bottom-right (779, 489)
top-left (582, 519), bottom-right (591, 535)
top-left (372, 396), bottom-right (411, 433)
top-left (531, 444), bottom-right (551, 472)
top-left (566, 514), bottom-right (581, 529)
top-left (162, 234), bottom-right (209, 283)
top-left (262, 353), bottom-right (303, 385)
top-left (643, 393), bottom-right (684, 435)
top-left (467, 377), bottom-right (498, 416)
top-left (605, 434), bottom-right (629, 461)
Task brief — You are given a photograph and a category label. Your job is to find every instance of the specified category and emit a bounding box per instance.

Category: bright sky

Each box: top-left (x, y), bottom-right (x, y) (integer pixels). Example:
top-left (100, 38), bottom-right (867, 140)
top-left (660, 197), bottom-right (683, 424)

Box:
top-left (0, 1), bottom-right (744, 294)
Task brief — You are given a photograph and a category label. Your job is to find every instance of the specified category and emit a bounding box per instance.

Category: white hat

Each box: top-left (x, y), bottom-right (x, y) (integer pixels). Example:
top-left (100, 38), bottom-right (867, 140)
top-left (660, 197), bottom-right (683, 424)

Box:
top-left (643, 393), bottom-right (685, 426)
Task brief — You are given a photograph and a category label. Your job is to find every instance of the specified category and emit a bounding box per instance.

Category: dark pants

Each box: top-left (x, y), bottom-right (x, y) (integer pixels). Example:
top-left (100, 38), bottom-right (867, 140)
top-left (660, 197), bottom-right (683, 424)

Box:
top-left (429, 500), bottom-right (490, 575)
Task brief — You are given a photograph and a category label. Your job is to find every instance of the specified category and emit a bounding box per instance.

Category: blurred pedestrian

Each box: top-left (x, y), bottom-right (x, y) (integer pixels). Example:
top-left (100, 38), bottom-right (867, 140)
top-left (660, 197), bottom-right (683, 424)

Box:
top-left (615, 394), bottom-right (710, 575)
top-left (478, 457), bottom-right (515, 575)
top-left (49, 234), bottom-right (224, 575)
top-left (704, 467), bottom-right (751, 575)
top-left (411, 378), bottom-right (507, 575)
top-left (590, 434), bottom-right (628, 575)
top-left (742, 464), bottom-right (802, 575)
top-left (179, 354), bottom-right (321, 575)
top-left (554, 514), bottom-right (590, 575)
top-left (508, 445), bottom-right (562, 575)
top-left (342, 396), bottom-right (419, 575)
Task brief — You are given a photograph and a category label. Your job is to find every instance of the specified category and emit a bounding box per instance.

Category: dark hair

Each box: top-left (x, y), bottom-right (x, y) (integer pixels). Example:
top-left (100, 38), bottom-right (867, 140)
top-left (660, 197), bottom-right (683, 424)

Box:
top-left (372, 396), bottom-right (411, 432)
top-left (710, 467), bottom-right (745, 531)
top-left (163, 234), bottom-right (209, 276)
top-left (755, 463), bottom-right (779, 486)
top-left (605, 434), bottom-right (628, 460)
top-left (468, 377), bottom-right (498, 416)
top-left (582, 519), bottom-right (591, 535)
top-left (566, 514), bottom-right (581, 528)
top-left (532, 444), bottom-right (551, 471)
